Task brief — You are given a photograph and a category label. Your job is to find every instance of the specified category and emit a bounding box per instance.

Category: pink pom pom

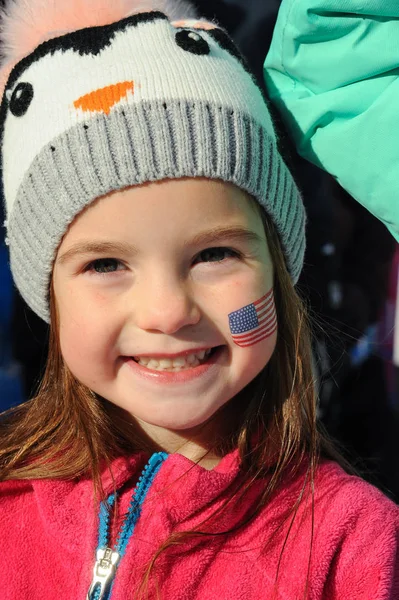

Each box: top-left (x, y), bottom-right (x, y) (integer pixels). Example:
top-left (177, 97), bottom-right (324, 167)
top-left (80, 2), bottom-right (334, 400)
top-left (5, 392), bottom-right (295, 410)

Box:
top-left (0, 0), bottom-right (197, 98)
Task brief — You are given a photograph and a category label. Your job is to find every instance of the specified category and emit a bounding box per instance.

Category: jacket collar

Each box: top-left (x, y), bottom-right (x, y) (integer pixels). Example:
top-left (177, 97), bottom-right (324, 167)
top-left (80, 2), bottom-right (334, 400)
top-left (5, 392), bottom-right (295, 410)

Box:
top-left (31, 448), bottom-right (244, 551)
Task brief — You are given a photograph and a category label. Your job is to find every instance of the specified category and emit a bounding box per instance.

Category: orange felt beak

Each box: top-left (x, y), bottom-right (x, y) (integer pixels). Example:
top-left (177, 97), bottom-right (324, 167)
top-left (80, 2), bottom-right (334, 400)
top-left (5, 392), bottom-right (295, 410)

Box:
top-left (74, 81), bottom-right (134, 115)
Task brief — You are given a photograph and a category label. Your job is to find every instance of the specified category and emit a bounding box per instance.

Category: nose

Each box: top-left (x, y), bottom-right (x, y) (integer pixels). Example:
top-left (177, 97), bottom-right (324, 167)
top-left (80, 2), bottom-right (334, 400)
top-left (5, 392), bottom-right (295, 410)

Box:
top-left (74, 81), bottom-right (134, 115)
top-left (134, 276), bottom-right (201, 335)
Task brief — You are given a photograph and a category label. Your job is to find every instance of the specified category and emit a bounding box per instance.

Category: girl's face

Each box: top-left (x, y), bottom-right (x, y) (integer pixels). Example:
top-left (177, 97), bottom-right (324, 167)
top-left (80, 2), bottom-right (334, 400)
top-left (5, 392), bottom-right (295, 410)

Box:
top-left (53, 179), bottom-right (276, 443)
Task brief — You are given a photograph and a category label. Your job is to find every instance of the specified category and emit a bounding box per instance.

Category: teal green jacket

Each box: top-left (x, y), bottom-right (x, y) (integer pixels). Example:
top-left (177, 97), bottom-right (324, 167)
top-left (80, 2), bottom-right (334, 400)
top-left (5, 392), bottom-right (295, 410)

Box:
top-left (264, 0), bottom-right (399, 241)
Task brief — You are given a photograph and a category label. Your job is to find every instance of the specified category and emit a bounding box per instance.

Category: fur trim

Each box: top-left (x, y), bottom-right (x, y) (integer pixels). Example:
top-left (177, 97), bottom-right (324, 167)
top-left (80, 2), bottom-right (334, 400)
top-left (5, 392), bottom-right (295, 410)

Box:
top-left (0, 0), bottom-right (198, 97)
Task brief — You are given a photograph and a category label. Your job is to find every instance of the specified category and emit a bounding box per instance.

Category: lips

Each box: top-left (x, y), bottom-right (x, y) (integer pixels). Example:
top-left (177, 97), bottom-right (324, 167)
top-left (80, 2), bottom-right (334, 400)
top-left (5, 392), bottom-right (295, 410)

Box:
top-left (123, 346), bottom-right (224, 384)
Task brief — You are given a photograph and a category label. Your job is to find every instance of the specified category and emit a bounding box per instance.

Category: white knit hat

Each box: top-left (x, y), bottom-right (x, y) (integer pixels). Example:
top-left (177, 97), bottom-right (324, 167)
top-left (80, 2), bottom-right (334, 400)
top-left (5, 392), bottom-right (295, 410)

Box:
top-left (0, 5), bottom-right (305, 322)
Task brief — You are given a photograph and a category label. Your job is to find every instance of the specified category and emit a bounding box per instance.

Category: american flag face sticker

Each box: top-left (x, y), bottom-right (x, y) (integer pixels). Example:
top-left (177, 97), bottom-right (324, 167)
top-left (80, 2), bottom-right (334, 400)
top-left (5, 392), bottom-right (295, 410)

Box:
top-left (228, 289), bottom-right (277, 347)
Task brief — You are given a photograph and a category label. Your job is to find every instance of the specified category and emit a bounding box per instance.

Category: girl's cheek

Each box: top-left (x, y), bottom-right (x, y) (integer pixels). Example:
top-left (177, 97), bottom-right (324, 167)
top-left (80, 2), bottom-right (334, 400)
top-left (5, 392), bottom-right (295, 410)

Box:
top-left (59, 322), bottom-right (90, 362)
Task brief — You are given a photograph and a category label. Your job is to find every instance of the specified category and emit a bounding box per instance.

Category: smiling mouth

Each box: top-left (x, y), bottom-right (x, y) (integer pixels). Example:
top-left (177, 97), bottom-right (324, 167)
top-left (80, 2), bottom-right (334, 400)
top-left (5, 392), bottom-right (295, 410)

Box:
top-left (131, 348), bottom-right (220, 371)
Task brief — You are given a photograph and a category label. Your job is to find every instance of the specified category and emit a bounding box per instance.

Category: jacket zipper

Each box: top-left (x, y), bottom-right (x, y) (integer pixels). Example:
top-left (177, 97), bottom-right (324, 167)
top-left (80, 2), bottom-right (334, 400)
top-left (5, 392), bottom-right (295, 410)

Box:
top-left (87, 452), bottom-right (168, 600)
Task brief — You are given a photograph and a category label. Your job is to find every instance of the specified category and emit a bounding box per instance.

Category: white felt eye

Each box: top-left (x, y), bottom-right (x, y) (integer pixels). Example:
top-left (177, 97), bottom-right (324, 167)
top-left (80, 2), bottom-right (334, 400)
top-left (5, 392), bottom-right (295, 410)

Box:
top-left (188, 32), bottom-right (201, 42)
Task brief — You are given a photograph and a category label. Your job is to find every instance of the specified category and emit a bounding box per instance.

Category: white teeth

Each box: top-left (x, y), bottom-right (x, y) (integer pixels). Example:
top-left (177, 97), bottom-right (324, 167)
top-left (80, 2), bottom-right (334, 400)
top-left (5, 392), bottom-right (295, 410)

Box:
top-left (159, 358), bottom-right (173, 368)
top-left (147, 359), bottom-right (160, 370)
top-left (138, 357), bottom-right (150, 366)
top-left (172, 356), bottom-right (187, 368)
top-left (134, 348), bottom-right (214, 370)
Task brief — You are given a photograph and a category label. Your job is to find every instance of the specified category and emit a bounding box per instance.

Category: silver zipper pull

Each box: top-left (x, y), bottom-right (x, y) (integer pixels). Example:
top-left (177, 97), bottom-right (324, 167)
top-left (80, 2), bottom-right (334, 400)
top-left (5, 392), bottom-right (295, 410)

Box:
top-left (86, 547), bottom-right (120, 600)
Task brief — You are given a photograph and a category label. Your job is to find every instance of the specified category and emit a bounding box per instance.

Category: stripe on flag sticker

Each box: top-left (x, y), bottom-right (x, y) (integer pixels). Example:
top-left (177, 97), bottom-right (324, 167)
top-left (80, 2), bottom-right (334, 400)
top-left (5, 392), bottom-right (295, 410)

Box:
top-left (228, 289), bottom-right (277, 347)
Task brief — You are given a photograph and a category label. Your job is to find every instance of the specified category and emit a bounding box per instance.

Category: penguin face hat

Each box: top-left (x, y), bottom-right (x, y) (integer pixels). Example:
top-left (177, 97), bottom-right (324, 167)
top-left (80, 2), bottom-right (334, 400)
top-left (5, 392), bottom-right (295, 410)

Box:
top-left (0, 9), bottom-right (305, 322)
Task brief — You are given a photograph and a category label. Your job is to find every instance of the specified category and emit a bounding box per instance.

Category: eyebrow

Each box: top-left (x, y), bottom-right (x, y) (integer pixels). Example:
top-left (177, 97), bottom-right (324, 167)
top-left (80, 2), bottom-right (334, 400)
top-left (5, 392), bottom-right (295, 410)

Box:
top-left (57, 226), bottom-right (263, 265)
top-left (57, 241), bottom-right (136, 265)
top-left (189, 226), bottom-right (263, 248)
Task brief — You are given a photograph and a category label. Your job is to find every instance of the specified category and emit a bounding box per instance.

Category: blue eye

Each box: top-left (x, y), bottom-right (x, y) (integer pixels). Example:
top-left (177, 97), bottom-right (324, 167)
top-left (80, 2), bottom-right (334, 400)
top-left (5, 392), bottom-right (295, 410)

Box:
top-left (194, 247), bottom-right (240, 264)
top-left (85, 258), bottom-right (124, 274)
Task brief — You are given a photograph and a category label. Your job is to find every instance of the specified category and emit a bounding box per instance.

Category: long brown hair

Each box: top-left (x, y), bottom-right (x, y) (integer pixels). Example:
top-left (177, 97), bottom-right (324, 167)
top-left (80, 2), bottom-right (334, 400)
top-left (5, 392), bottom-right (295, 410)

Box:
top-left (0, 210), bottom-right (347, 598)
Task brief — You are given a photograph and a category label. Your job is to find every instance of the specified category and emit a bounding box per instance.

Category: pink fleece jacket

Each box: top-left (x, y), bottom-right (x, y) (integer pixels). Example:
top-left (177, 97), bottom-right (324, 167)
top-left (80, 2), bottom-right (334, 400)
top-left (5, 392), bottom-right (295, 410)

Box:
top-left (0, 451), bottom-right (398, 599)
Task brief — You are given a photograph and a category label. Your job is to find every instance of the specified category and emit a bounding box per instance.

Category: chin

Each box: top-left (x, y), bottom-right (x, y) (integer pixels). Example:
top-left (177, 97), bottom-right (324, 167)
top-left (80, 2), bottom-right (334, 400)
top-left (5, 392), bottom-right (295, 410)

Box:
top-left (139, 410), bottom-right (216, 432)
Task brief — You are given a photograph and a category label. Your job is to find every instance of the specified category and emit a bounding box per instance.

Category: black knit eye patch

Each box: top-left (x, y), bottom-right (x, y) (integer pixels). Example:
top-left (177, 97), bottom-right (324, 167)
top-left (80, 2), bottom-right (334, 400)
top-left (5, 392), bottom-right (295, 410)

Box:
top-left (175, 30), bottom-right (210, 56)
top-left (8, 82), bottom-right (34, 117)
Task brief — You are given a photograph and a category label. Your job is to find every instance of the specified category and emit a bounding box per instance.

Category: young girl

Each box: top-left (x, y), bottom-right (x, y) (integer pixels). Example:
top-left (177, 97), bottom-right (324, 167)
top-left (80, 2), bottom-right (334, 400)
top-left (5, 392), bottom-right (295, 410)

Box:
top-left (0, 1), bottom-right (398, 599)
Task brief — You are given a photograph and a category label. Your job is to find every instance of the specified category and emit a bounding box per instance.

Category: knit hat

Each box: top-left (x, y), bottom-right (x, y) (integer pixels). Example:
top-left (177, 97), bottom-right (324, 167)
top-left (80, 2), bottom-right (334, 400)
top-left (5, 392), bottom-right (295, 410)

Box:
top-left (0, 0), bottom-right (305, 322)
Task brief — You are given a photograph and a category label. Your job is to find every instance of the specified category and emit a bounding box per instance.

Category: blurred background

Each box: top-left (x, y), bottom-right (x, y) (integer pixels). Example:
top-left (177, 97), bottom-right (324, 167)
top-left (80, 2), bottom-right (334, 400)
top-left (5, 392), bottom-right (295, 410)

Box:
top-left (0, 0), bottom-right (398, 501)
